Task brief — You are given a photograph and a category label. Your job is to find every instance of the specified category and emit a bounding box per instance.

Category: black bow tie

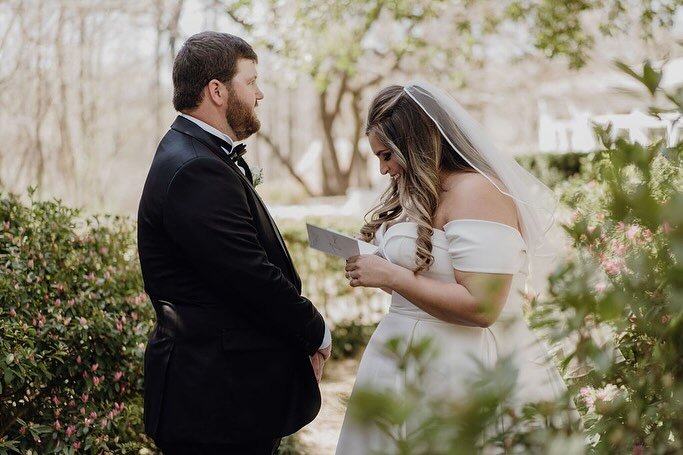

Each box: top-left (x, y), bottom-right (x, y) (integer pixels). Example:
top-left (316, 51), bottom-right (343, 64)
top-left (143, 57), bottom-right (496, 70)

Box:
top-left (230, 143), bottom-right (247, 162)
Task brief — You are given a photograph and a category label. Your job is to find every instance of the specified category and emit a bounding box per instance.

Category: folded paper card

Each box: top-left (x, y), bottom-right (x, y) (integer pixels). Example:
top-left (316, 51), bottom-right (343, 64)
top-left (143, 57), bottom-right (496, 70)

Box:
top-left (306, 223), bottom-right (379, 259)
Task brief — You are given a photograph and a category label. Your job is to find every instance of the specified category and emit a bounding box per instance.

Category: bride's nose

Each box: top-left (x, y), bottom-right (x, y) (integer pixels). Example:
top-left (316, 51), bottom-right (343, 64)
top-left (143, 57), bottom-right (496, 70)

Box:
top-left (379, 163), bottom-right (389, 175)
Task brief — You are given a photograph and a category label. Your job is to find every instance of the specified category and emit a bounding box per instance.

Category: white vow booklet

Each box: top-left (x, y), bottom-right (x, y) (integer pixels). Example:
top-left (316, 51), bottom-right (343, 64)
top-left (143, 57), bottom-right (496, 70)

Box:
top-left (306, 223), bottom-right (379, 259)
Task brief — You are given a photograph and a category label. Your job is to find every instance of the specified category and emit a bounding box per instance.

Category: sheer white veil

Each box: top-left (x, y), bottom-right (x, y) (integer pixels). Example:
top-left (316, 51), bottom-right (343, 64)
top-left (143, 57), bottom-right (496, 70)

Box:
top-left (403, 80), bottom-right (561, 294)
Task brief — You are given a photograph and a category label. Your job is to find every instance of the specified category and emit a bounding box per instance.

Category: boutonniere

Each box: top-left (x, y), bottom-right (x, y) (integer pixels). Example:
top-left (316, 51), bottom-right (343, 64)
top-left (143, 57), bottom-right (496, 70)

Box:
top-left (250, 165), bottom-right (264, 187)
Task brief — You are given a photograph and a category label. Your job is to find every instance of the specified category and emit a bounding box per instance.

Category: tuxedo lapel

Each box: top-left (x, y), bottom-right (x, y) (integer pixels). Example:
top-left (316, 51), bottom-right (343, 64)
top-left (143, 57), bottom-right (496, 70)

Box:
top-left (170, 116), bottom-right (300, 289)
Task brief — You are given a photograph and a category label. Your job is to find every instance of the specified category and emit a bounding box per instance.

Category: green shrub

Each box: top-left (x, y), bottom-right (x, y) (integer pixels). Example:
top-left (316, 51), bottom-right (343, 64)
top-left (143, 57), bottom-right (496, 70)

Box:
top-left (0, 192), bottom-right (156, 454)
top-left (516, 151), bottom-right (590, 188)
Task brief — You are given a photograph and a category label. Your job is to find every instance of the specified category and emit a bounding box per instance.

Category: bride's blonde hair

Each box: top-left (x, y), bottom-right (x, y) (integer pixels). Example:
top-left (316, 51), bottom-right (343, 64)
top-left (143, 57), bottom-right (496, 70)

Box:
top-left (360, 85), bottom-right (478, 272)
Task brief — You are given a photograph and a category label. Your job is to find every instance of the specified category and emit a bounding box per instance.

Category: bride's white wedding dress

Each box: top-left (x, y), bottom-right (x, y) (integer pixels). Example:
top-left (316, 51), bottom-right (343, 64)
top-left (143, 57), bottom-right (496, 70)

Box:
top-left (335, 218), bottom-right (571, 454)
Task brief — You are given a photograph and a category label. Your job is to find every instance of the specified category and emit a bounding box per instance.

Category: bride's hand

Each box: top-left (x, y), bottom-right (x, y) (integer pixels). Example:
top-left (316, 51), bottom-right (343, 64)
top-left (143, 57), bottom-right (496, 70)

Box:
top-left (345, 255), bottom-right (398, 289)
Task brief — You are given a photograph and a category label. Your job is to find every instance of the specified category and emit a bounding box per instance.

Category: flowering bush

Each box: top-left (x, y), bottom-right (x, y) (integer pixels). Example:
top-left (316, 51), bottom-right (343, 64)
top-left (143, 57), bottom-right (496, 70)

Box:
top-left (529, 60), bottom-right (683, 452)
top-left (0, 192), bottom-right (156, 453)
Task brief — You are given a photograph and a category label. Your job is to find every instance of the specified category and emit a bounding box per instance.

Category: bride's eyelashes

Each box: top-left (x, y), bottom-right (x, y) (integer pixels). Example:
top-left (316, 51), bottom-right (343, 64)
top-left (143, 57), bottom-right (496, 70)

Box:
top-left (382, 152), bottom-right (392, 161)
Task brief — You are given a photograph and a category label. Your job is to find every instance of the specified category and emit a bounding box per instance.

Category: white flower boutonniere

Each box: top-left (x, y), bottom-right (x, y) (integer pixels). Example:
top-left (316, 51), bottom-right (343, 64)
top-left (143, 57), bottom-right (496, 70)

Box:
top-left (250, 165), bottom-right (264, 187)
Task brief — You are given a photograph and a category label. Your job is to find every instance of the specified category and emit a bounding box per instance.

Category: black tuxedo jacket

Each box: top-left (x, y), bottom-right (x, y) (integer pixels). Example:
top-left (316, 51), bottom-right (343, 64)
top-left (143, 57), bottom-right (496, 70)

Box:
top-left (137, 116), bottom-right (325, 445)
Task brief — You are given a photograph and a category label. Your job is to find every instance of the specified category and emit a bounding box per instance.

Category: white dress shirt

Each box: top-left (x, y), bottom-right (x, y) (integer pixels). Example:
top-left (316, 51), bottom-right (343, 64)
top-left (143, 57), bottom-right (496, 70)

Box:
top-left (179, 113), bottom-right (332, 351)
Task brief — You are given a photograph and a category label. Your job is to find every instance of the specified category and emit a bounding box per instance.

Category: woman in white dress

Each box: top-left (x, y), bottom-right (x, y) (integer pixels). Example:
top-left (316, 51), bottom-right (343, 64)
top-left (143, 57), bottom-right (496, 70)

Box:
top-left (335, 81), bottom-right (574, 454)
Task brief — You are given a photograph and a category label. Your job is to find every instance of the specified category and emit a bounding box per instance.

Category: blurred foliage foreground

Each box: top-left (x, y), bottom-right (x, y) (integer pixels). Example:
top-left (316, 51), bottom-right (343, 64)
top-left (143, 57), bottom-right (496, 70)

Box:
top-left (0, 62), bottom-right (681, 453)
top-left (348, 63), bottom-right (683, 454)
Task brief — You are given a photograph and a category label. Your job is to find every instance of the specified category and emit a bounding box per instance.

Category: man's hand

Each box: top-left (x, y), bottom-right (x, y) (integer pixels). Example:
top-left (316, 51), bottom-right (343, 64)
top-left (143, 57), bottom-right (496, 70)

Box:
top-left (310, 344), bottom-right (332, 383)
top-left (318, 344), bottom-right (332, 361)
top-left (310, 351), bottom-right (325, 383)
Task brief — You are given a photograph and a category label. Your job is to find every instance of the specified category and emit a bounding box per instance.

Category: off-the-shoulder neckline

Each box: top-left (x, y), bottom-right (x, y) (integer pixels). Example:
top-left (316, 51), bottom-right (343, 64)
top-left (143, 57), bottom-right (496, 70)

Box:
top-left (383, 219), bottom-right (523, 239)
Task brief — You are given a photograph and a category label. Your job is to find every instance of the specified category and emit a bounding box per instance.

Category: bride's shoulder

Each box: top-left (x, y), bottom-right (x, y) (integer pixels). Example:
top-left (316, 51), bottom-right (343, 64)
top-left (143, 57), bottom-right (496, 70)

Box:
top-left (441, 172), bottom-right (517, 226)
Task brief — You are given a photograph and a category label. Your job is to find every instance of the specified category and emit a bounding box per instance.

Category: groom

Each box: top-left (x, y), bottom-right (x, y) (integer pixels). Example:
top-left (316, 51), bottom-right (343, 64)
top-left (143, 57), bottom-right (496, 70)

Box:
top-left (137, 31), bottom-right (331, 454)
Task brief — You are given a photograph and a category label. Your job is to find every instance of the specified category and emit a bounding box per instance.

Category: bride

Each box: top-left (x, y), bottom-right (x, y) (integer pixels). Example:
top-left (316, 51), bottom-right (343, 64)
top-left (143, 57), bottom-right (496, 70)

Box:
top-left (335, 81), bottom-right (574, 453)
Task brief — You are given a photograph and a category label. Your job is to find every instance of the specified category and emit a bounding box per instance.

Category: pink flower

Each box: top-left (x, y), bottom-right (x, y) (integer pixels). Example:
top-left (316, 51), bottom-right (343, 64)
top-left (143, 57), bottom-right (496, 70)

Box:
top-left (28, 259), bottom-right (34, 268)
top-left (52, 396), bottom-right (60, 406)
top-left (93, 376), bottom-right (100, 386)
top-left (76, 355), bottom-right (82, 364)
top-left (91, 363), bottom-right (99, 372)
top-left (100, 247), bottom-right (108, 255)
top-left (55, 299), bottom-right (61, 306)
top-left (66, 425), bottom-right (75, 437)
top-left (81, 393), bottom-right (88, 402)
top-left (79, 317), bottom-right (87, 326)
top-left (101, 418), bottom-right (108, 428)
top-left (626, 225), bottom-right (639, 240)
top-left (90, 411), bottom-right (97, 419)
top-left (114, 371), bottom-right (123, 381)
top-left (80, 407), bottom-right (86, 415)
top-left (73, 441), bottom-right (81, 450)
top-left (9, 308), bottom-right (16, 317)
top-left (69, 400), bottom-right (76, 407)
top-left (614, 243), bottom-right (627, 256)
top-left (84, 418), bottom-right (92, 427)
top-left (603, 257), bottom-right (627, 275)
top-left (68, 299), bottom-right (75, 307)
top-left (54, 420), bottom-right (61, 430)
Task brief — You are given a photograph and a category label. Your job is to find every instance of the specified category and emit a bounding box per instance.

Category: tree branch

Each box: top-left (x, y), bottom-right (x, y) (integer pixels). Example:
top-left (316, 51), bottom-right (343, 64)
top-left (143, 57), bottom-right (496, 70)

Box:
top-left (255, 131), bottom-right (316, 196)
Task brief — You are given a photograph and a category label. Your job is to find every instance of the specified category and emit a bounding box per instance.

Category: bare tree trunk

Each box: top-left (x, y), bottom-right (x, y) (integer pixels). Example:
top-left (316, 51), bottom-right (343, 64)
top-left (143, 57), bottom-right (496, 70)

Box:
top-left (153, 0), bottom-right (164, 144)
top-left (319, 89), bottom-right (346, 195)
top-left (167, 0), bottom-right (185, 63)
top-left (55, 2), bottom-right (75, 193)
top-left (346, 89), bottom-right (370, 188)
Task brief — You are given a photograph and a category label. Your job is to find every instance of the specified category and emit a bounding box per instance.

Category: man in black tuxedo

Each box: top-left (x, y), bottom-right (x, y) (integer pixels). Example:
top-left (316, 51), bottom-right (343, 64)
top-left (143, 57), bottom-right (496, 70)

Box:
top-left (137, 32), bottom-right (331, 454)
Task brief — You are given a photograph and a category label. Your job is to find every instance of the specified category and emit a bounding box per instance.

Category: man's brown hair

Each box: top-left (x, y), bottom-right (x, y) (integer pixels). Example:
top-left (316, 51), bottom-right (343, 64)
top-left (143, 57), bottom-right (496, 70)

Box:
top-left (172, 32), bottom-right (258, 112)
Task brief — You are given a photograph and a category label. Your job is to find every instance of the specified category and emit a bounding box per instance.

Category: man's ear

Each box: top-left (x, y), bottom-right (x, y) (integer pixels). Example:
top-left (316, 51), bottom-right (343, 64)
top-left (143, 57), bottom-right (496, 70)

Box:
top-left (206, 79), bottom-right (227, 106)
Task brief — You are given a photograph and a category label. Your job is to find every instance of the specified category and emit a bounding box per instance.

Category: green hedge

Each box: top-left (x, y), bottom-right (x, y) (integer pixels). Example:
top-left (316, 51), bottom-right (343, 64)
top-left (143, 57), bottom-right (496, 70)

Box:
top-left (0, 192), bottom-right (156, 454)
top-left (516, 151), bottom-right (590, 188)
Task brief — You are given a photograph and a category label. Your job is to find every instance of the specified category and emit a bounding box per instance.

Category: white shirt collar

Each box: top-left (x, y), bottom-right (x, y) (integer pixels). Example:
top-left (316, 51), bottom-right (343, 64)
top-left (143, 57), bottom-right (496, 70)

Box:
top-left (180, 113), bottom-right (234, 150)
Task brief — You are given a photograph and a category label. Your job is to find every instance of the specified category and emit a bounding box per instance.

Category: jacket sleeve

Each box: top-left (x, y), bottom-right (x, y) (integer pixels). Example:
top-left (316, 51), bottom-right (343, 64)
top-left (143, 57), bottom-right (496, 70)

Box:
top-left (163, 157), bottom-right (325, 355)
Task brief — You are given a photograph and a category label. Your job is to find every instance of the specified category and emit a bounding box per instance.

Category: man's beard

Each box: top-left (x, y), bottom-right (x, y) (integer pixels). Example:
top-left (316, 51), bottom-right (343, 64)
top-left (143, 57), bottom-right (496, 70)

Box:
top-left (226, 86), bottom-right (260, 141)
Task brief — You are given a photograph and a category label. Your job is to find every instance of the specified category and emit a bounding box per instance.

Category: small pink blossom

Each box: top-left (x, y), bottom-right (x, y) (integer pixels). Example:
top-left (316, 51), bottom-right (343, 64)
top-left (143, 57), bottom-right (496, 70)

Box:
top-left (114, 371), bottom-right (123, 381)
top-left (54, 420), bottom-right (61, 430)
top-left (626, 225), bottom-right (639, 240)
top-left (79, 317), bottom-right (87, 326)
top-left (93, 376), bottom-right (100, 386)
top-left (76, 355), bottom-right (82, 364)
top-left (81, 393), bottom-right (88, 402)
top-left (101, 418), bottom-right (108, 428)
top-left (74, 441), bottom-right (81, 450)
top-left (66, 425), bottom-right (76, 438)
top-left (91, 363), bottom-right (99, 372)
top-left (614, 243), bottom-right (627, 256)
top-left (100, 247), bottom-right (108, 255)
top-left (9, 308), bottom-right (16, 317)
top-left (90, 411), bottom-right (97, 419)
top-left (28, 259), bottom-right (34, 268)
top-left (55, 299), bottom-right (61, 306)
